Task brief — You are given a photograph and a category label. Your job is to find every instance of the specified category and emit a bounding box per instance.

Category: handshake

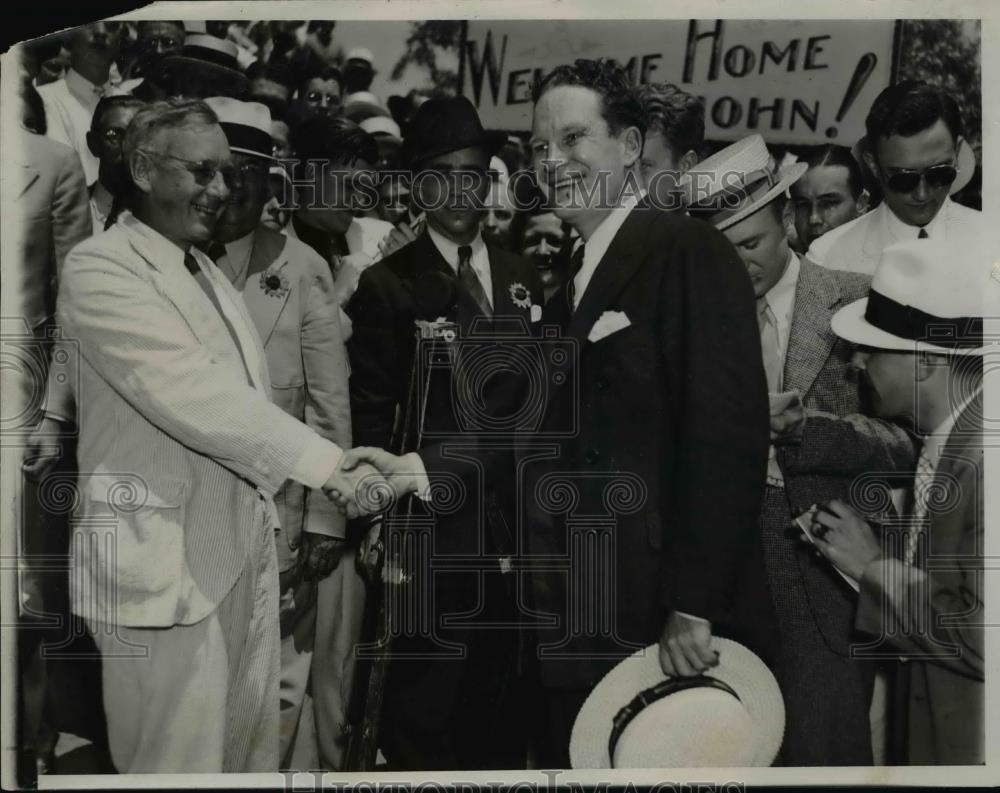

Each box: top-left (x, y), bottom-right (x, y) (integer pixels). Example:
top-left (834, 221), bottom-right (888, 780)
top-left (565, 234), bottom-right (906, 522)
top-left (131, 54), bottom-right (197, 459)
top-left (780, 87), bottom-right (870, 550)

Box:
top-left (321, 447), bottom-right (428, 519)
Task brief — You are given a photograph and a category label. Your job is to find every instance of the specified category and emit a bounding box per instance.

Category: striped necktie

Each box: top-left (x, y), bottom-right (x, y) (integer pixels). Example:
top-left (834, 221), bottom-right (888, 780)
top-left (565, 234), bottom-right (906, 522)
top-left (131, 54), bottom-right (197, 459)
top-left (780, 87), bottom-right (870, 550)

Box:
top-left (757, 297), bottom-right (783, 393)
top-left (905, 447), bottom-right (935, 565)
top-left (567, 243), bottom-right (586, 311)
top-left (457, 244), bottom-right (492, 317)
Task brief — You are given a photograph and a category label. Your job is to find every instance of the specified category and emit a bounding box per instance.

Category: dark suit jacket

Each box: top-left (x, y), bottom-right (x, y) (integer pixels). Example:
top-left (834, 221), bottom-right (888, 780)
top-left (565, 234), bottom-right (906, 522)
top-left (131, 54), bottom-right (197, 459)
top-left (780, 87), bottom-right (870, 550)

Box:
top-left (346, 230), bottom-right (543, 558)
top-left (421, 206), bottom-right (776, 689)
top-left (777, 259), bottom-right (920, 654)
top-left (857, 394), bottom-right (984, 765)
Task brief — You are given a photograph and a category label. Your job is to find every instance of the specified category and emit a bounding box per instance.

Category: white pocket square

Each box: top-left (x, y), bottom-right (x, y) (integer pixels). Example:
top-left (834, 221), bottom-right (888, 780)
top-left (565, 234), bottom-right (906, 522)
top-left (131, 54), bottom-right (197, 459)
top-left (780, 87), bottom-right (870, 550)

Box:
top-left (588, 310), bottom-right (631, 342)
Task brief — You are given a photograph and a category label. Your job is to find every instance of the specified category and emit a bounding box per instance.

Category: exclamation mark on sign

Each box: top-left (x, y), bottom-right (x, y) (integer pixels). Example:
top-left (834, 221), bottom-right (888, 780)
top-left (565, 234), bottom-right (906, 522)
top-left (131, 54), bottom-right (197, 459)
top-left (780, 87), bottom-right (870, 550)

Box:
top-left (825, 53), bottom-right (878, 138)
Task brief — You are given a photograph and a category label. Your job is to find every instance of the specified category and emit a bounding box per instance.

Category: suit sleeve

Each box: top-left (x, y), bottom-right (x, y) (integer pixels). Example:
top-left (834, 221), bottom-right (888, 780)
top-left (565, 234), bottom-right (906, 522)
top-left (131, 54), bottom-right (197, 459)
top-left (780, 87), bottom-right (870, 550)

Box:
top-left (657, 221), bottom-right (770, 622)
top-left (300, 258), bottom-right (353, 538)
top-left (782, 411), bottom-right (920, 476)
top-left (345, 266), bottom-right (405, 449)
top-left (58, 243), bottom-right (340, 496)
top-left (51, 147), bottom-right (92, 276)
top-left (855, 450), bottom-right (984, 680)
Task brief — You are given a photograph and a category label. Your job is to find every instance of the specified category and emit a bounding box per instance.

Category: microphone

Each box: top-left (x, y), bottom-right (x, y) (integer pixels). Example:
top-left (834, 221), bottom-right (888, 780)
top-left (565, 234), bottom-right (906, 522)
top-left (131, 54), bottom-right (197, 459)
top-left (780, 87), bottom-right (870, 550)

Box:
top-left (409, 270), bottom-right (458, 320)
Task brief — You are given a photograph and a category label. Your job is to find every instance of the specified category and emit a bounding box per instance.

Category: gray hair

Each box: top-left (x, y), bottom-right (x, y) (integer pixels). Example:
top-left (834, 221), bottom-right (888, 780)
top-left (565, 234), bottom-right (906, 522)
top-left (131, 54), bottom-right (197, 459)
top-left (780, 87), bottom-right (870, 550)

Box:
top-left (122, 98), bottom-right (220, 166)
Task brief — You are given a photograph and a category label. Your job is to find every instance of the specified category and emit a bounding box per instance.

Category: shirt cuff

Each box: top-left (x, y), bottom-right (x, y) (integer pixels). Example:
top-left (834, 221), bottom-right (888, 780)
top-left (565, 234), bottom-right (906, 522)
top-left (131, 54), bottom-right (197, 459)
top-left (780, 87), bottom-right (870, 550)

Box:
top-left (404, 452), bottom-right (433, 501)
top-left (291, 435), bottom-right (344, 490)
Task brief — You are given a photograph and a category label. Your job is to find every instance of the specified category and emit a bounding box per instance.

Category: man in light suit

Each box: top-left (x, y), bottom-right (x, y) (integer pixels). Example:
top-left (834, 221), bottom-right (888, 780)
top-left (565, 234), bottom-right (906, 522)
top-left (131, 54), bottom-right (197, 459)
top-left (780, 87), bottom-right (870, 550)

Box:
top-left (807, 81), bottom-right (982, 275)
top-left (814, 239), bottom-right (986, 765)
top-left (55, 98), bottom-right (381, 773)
top-left (691, 134), bottom-right (919, 765)
top-left (347, 59), bottom-right (780, 767)
top-left (204, 97), bottom-right (362, 770)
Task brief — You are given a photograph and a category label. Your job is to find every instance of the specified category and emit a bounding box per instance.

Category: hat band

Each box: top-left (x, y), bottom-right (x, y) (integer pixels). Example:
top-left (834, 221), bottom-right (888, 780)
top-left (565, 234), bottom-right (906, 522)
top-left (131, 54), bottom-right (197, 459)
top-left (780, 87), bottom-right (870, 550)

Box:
top-left (180, 43), bottom-right (239, 71)
top-left (608, 675), bottom-right (740, 766)
top-left (220, 122), bottom-right (273, 159)
top-left (865, 289), bottom-right (983, 349)
top-left (692, 167), bottom-right (778, 224)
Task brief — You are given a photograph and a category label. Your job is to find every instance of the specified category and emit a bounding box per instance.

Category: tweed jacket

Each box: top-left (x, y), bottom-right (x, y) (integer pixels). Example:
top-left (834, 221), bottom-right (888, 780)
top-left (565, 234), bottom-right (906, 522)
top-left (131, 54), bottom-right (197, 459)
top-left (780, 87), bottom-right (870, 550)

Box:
top-left (776, 258), bottom-right (920, 653)
top-left (57, 212), bottom-right (343, 627)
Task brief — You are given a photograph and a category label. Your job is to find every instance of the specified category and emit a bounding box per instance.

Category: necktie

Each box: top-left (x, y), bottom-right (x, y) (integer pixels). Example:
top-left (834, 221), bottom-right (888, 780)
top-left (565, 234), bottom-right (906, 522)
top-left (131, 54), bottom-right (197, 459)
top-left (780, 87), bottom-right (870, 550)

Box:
top-left (757, 297), bottom-right (782, 393)
top-left (905, 447), bottom-right (934, 565)
top-left (184, 252), bottom-right (254, 386)
top-left (918, 227), bottom-right (929, 239)
top-left (567, 243), bottom-right (586, 311)
top-left (457, 244), bottom-right (492, 317)
top-left (204, 241), bottom-right (228, 263)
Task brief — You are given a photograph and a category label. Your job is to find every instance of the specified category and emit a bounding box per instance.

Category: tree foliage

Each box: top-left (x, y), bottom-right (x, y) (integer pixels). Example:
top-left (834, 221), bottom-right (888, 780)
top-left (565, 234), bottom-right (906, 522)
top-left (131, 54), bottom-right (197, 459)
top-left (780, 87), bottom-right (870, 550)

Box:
top-left (390, 21), bottom-right (463, 92)
top-left (897, 20), bottom-right (981, 149)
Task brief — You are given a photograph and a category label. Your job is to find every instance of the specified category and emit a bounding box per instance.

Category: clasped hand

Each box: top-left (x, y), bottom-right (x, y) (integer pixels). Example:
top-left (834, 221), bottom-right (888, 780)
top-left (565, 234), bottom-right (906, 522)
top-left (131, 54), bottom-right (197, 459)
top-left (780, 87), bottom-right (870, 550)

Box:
top-left (322, 447), bottom-right (427, 518)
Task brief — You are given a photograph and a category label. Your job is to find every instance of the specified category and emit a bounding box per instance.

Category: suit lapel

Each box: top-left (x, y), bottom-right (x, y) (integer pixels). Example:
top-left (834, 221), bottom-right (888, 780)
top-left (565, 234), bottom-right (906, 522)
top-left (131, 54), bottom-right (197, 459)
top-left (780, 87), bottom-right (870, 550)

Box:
top-left (784, 259), bottom-right (841, 396)
top-left (242, 225), bottom-right (291, 347)
top-left (16, 162), bottom-right (40, 198)
top-left (565, 205), bottom-right (652, 348)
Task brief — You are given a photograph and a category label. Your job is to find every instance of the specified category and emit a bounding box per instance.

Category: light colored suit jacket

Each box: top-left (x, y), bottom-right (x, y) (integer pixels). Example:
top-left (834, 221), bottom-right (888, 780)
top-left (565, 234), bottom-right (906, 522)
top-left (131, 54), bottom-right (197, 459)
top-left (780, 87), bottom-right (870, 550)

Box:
top-left (856, 394), bottom-right (984, 765)
top-left (57, 213), bottom-right (340, 628)
top-left (222, 225), bottom-right (352, 572)
top-left (806, 199), bottom-right (983, 275)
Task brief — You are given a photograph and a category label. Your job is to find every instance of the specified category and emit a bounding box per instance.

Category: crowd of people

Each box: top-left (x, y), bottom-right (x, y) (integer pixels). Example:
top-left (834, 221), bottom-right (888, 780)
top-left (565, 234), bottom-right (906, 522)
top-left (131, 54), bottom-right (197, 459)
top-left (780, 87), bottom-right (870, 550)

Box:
top-left (10, 17), bottom-right (990, 779)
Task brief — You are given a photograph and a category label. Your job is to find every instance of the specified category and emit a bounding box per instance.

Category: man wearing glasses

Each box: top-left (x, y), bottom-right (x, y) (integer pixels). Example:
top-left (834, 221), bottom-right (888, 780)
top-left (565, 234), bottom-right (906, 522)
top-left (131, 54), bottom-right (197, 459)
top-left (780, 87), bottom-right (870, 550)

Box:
top-left (86, 95), bottom-right (146, 233)
top-left (292, 65), bottom-right (344, 122)
top-left (807, 81), bottom-right (982, 275)
top-left (55, 98), bottom-right (385, 772)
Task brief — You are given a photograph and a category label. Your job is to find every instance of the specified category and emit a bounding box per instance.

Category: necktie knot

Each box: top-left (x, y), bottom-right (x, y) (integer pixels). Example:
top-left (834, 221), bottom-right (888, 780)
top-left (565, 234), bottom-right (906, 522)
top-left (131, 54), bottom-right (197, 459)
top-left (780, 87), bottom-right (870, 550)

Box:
top-left (199, 241), bottom-right (227, 264)
top-left (918, 227), bottom-right (929, 239)
top-left (457, 245), bottom-right (473, 269)
top-left (183, 251), bottom-right (200, 275)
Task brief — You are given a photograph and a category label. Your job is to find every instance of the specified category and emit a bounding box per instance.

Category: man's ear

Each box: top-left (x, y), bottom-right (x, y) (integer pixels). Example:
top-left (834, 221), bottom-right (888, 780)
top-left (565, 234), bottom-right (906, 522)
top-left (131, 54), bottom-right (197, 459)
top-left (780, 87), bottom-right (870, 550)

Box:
top-left (678, 150), bottom-right (699, 175)
top-left (129, 150), bottom-right (154, 194)
top-left (861, 145), bottom-right (879, 182)
top-left (856, 188), bottom-right (871, 216)
top-left (621, 126), bottom-right (643, 168)
top-left (86, 130), bottom-right (99, 158)
top-left (914, 352), bottom-right (948, 384)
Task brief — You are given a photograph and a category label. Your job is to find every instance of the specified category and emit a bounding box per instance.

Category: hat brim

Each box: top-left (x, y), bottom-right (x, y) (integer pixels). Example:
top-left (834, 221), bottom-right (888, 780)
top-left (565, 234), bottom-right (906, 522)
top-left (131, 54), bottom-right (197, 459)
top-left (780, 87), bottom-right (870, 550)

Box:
top-left (711, 163), bottom-right (807, 231)
top-left (831, 298), bottom-right (986, 356)
top-left (408, 129), bottom-right (507, 167)
top-left (157, 56), bottom-right (250, 91)
top-left (343, 101), bottom-right (391, 121)
top-left (569, 638), bottom-right (785, 768)
top-left (851, 138), bottom-right (977, 196)
top-left (229, 146), bottom-right (276, 162)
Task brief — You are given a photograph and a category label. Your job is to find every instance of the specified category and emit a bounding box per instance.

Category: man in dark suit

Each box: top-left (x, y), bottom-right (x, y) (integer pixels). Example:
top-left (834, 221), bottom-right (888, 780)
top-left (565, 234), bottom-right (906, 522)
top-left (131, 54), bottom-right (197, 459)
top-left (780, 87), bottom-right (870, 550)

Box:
top-left (691, 134), bottom-right (919, 765)
top-left (343, 59), bottom-right (777, 767)
top-left (814, 238), bottom-right (986, 765)
top-left (345, 95), bottom-right (543, 770)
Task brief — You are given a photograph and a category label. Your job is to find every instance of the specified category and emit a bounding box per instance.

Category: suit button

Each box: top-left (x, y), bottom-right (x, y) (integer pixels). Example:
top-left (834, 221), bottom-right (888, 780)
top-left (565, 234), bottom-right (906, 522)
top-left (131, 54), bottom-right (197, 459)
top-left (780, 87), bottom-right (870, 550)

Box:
top-left (584, 448), bottom-right (600, 464)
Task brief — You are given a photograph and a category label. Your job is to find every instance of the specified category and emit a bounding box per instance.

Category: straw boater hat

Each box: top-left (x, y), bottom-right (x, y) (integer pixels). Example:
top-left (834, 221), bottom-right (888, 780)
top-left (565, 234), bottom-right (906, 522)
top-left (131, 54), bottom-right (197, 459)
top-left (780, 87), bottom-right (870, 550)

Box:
top-left (346, 46), bottom-right (375, 67)
top-left (685, 134), bottom-right (806, 230)
top-left (360, 115), bottom-right (402, 150)
top-left (569, 638), bottom-right (784, 768)
top-left (342, 91), bottom-right (391, 122)
top-left (157, 33), bottom-right (250, 94)
top-left (831, 238), bottom-right (985, 356)
top-left (851, 136), bottom-right (977, 196)
top-left (203, 97), bottom-right (275, 161)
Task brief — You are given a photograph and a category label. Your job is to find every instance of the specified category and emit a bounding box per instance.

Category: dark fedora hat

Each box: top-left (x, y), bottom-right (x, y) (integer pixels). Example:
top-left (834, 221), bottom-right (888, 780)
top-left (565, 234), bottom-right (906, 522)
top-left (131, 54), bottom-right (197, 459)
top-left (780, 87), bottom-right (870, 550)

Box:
top-left (155, 33), bottom-right (249, 95)
top-left (402, 95), bottom-right (506, 167)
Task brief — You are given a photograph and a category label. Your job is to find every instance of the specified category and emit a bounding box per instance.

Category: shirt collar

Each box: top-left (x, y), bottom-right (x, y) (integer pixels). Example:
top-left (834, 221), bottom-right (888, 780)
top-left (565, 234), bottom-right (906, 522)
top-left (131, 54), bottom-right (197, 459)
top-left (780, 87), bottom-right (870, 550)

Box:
top-left (90, 181), bottom-right (114, 217)
top-left (884, 196), bottom-right (951, 241)
top-left (426, 224), bottom-right (486, 272)
top-left (119, 210), bottom-right (190, 273)
top-left (64, 67), bottom-right (113, 107)
top-left (578, 189), bottom-right (644, 269)
top-left (762, 249), bottom-right (800, 322)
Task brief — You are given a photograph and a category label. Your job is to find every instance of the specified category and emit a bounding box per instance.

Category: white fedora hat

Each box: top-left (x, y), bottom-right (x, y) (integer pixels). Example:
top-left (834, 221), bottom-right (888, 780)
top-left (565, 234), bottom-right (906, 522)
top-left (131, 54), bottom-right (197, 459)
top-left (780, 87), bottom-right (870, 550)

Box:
top-left (346, 47), bottom-right (375, 65)
top-left (204, 97), bottom-right (275, 160)
top-left (343, 90), bottom-right (391, 122)
top-left (569, 638), bottom-right (784, 768)
top-left (831, 238), bottom-right (986, 356)
top-left (851, 136), bottom-right (977, 196)
top-left (360, 115), bottom-right (402, 143)
top-left (684, 134), bottom-right (806, 230)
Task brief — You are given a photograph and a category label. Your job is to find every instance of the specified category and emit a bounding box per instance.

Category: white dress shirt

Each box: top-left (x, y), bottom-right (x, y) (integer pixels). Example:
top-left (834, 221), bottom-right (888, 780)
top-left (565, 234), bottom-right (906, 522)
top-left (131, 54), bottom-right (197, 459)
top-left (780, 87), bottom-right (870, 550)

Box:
top-left (571, 190), bottom-right (644, 310)
top-left (89, 181), bottom-right (115, 235)
top-left (427, 224), bottom-right (493, 307)
top-left (883, 196), bottom-right (950, 242)
top-left (759, 249), bottom-right (801, 374)
top-left (37, 68), bottom-right (128, 185)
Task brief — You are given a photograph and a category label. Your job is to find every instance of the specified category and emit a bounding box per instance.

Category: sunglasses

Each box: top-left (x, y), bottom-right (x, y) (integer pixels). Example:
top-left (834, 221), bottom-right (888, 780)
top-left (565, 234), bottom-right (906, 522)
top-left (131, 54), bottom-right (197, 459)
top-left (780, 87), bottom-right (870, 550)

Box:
top-left (882, 163), bottom-right (958, 194)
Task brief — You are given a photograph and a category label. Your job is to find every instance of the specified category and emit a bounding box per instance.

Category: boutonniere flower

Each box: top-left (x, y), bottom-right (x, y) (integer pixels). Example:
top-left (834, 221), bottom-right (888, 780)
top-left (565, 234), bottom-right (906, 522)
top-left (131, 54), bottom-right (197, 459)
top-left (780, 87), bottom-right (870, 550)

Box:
top-left (508, 281), bottom-right (531, 309)
top-left (259, 268), bottom-right (290, 299)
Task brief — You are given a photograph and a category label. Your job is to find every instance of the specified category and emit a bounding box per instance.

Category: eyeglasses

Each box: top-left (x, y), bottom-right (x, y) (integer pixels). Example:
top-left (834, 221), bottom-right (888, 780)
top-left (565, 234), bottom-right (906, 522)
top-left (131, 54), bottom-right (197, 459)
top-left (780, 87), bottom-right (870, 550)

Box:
top-left (141, 151), bottom-right (266, 187)
top-left (139, 35), bottom-right (180, 51)
top-left (99, 127), bottom-right (128, 145)
top-left (305, 91), bottom-right (341, 107)
top-left (882, 163), bottom-right (958, 193)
